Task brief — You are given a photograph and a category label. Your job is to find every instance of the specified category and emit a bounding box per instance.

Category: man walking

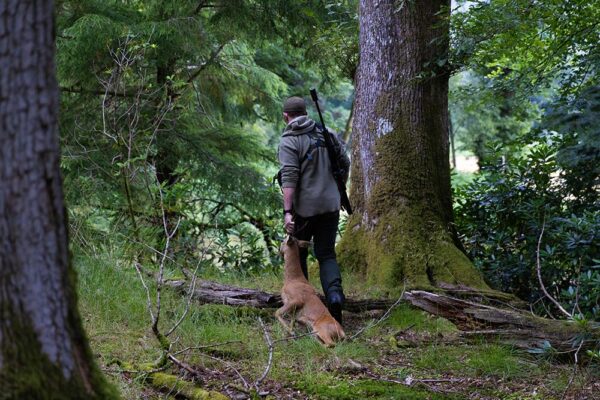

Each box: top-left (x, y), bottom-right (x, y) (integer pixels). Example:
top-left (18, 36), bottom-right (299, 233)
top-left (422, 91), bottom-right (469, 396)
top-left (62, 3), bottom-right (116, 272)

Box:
top-left (277, 96), bottom-right (350, 325)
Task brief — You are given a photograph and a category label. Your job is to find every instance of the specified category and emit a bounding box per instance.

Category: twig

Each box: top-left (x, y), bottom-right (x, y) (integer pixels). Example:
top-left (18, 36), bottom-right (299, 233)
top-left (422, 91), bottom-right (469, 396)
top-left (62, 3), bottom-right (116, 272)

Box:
top-left (172, 330), bottom-right (315, 358)
top-left (168, 353), bottom-right (203, 380)
top-left (153, 174), bottom-right (182, 336)
top-left (166, 235), bottom-right (216, 337)
top-left (134, 261), bottom-right (155, 323)
top-left (536, 217), bottom-right (572, 319)
top-left (254, 317), bottom-right (274, 390)
top-left (350, 283), bottom-right (406, 340)
top-left (561, 339), bottom-right (584, 400)
top-left (171, 339), bottom-right (245, 356)
top-left (200, 352), bottom-right (250, 389)
top-left (186, 43), bottom-right (228, 83)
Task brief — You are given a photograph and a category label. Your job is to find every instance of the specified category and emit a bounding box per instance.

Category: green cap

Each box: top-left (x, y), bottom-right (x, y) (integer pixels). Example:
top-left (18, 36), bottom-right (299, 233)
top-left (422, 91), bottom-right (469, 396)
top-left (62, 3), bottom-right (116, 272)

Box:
top-left (283, 96), bottom-right (307, 114)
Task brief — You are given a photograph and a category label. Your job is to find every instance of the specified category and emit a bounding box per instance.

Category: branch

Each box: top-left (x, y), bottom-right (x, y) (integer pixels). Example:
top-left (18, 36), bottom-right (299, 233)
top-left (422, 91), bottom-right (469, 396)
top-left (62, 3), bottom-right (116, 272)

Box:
top-left (153, 176), bottom-right (182, 336)
top-left (134, 261), bottom-right (155, 324)
top-left (167, 354), bottom-right (204, 380)
top-left (350, 283), bottom-right (406, 340)
top-left (254, 317), bottom-right (274, 391)
top-left (561, 339), bottom-right (584, 400)
top-left (165, 235), bottom-right (216, 337)
top-left (536, 217), bottom-right (572, 319)
top-left (60, 86), bottom-right (150, 99)
top-left (186, 43), bottom-right (227, 83)
top-left (188, 197), bottom-right (277, 251)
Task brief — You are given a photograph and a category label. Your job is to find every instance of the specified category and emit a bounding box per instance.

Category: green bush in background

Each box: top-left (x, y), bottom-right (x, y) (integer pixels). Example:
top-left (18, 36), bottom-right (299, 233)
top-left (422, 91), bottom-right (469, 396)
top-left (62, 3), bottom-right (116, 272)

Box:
top-left (454, 86), bottom-right (600, 319)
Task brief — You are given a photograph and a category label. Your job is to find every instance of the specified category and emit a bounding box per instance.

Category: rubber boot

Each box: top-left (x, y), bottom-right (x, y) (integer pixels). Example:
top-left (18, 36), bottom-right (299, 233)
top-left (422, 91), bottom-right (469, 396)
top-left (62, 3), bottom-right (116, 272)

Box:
top-left (327, 291), bottom-right (344, 326)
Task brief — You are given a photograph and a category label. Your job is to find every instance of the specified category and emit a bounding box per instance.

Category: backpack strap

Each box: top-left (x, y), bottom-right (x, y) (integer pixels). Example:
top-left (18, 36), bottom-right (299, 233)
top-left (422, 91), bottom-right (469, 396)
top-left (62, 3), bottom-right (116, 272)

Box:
top-left (300, 128), bottom-right (327, 164)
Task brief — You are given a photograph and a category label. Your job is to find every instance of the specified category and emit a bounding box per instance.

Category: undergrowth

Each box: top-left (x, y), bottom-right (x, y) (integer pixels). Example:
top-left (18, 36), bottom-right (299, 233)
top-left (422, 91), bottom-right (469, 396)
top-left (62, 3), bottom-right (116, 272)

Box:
top-left (75, 247), bottom-right (598, 399)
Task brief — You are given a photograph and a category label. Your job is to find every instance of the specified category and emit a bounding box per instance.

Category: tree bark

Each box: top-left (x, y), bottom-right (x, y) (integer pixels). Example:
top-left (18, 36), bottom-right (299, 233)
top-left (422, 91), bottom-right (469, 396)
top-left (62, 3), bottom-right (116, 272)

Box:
top-left (338, 0), bottom-right (488, 290)
top-left (0, 2), bottom-right (116, 398)
top-left (402, 290), bottom-right (599, 353)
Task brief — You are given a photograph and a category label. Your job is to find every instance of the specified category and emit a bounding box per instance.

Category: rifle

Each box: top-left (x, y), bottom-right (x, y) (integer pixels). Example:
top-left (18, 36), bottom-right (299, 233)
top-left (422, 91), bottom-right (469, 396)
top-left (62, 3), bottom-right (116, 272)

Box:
top-left (310, 88), bottom-right (353, 215)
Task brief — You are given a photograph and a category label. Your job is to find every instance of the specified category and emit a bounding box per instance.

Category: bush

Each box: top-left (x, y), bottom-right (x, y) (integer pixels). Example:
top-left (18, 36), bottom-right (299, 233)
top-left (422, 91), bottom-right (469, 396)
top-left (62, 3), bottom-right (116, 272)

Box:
top-left (454, 88), bottom-right (600, 319)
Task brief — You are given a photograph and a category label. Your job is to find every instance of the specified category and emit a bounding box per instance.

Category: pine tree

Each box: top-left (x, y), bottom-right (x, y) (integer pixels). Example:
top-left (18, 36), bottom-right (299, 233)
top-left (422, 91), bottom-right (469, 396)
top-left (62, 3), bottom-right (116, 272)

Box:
top-left (0, 1), bottom-right (117, 397)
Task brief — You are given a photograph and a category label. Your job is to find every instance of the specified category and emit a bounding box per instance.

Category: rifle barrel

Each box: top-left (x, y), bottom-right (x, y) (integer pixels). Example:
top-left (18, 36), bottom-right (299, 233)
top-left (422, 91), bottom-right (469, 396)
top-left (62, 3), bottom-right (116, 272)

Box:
top-left (309, 88), bottom-right (353, 215)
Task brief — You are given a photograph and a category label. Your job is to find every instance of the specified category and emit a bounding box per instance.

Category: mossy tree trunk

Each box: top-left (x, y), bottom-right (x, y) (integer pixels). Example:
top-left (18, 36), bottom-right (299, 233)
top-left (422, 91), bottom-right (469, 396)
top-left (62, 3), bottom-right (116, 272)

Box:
top-left (0, 1), bottom-right (117, 398)
top-left (338, 0), bottom-right (488, 290)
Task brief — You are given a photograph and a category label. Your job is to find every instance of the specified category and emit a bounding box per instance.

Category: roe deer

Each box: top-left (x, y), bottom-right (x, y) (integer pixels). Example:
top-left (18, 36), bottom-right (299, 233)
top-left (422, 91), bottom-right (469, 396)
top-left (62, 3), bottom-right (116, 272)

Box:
top-left (276, 236), bottom-right (345, 347)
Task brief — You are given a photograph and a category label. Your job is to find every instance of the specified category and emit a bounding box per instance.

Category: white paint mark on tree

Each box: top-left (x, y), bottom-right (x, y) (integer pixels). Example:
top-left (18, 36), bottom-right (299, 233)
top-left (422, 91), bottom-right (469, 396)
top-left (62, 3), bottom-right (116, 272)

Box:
top-left (376, 118), bottom-right (393, 137)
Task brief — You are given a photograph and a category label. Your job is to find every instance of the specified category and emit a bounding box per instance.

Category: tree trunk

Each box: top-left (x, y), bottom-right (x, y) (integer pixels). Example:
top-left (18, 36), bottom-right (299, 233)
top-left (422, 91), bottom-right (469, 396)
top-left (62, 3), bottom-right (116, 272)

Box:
top-left (338, 0), bottom-right (488, 289)
top-left (0, 2), bottom-right (116, 398)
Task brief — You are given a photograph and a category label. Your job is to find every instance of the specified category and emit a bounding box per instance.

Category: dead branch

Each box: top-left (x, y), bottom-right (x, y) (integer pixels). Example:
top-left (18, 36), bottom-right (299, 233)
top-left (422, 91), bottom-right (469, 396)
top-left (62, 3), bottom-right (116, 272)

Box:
top-left (167, 353), bottom-right (204, 381)
top-left (253, 317), bottom-right (274, 391)
top-left (134, 261), bottom-right (155, 323)
top-left (561, 339), bottom-right (585, 400)
top-left (536, 217), bottom-right (572, 319)
top-left (402, 290), bottom-right (600, 352)
top-left (163, 277), bottom-right (598, 353)
top-left (153, 177), bottom-right (181, 338)
top-left (199, 351), bottom-right (250, 390)
top-left (166, 236), bottom-right (215, 337)
top-left (350, 283), bottom-right (406, 340)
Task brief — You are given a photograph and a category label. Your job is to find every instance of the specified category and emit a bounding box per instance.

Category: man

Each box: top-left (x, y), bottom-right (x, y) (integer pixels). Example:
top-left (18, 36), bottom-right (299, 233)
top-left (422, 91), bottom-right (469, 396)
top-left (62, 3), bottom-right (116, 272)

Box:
top-left (277, 96), bottom-right (350, 325)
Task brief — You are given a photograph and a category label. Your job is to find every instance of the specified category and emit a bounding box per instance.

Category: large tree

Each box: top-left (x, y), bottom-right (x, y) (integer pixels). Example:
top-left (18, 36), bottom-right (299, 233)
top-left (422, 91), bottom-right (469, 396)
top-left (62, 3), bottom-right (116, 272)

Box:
top-left (0, 1), bottom-right (116, 397)
top-left (338, 0), bottom-right (488, 289)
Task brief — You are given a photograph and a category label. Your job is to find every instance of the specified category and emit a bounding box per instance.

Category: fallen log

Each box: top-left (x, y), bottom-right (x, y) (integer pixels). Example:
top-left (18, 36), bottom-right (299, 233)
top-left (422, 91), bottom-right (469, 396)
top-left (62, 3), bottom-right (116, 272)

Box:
top-left (402, 290), bottom-right (599, 353)
top-left (165, 279), bottom-right (598, 353)
top-left (165, 279), bottom-right (396, 312)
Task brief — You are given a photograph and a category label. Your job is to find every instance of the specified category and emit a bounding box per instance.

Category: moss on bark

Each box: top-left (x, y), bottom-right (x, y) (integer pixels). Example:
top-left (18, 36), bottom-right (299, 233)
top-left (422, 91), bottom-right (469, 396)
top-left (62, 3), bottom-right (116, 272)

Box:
top-left (338, 210), bottom-right (490, 291)
top-left (0, 314), bottom-right (119, 400)
top-left (148, 372), bottom-right (229, 400)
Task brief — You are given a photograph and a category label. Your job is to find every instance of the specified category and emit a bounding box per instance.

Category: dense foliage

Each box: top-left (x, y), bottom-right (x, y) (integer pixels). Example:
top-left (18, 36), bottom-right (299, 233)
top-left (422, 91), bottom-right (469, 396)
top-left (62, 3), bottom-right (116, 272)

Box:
top-left (454, 86), bottom-right (600, 318)
top-left (57, 0), bottom-right (354, 273)
top-left (56, 1), bottom-right (598, 319)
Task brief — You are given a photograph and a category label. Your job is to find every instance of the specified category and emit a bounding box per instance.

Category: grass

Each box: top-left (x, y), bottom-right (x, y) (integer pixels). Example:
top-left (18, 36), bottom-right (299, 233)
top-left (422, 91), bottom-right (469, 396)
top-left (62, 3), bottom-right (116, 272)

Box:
top-left (412, 343), bottom-right (532, 379)
top-left (297, 374), bottom-right (459, 400)
top-left (74, 246), bottom-right (597, 399)
top-left (385, 304), bottom-right (458, 334)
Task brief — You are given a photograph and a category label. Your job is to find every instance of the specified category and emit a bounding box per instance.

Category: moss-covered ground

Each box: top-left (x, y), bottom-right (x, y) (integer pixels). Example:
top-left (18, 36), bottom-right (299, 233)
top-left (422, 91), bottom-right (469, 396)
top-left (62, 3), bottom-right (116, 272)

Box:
top-left (76, 251), bottom-right (599, 399)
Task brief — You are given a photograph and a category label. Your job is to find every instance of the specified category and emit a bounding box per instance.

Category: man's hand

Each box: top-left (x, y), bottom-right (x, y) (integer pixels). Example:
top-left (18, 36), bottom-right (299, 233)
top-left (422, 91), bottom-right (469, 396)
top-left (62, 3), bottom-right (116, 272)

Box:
top-left (284, 213), bottom-right (295, 234)
top-left (282, 187), bottom-right (295, 235)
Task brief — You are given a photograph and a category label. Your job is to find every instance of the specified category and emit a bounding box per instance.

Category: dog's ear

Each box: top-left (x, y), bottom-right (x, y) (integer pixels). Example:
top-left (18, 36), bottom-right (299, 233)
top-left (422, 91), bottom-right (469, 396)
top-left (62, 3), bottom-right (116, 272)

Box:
top-left (296, 240), bottom-right (311, 248)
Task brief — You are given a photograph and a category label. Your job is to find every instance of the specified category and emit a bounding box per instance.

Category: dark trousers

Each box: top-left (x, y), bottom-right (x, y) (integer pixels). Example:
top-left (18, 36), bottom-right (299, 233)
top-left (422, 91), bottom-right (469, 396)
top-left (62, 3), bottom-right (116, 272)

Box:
top-left (293, 211), bottom-right (343, 298)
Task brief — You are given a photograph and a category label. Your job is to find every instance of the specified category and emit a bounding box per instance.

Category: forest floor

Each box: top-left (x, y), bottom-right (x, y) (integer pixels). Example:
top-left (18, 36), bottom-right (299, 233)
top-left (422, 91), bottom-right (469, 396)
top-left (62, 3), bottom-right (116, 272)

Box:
top-left (76, 251), bottom-right (600, 400)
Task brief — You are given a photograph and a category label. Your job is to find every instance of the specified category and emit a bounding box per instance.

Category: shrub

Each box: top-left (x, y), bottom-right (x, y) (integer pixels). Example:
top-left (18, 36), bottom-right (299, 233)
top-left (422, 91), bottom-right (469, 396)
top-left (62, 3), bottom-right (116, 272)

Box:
top-left (454, 87), bottom-right (600, 319)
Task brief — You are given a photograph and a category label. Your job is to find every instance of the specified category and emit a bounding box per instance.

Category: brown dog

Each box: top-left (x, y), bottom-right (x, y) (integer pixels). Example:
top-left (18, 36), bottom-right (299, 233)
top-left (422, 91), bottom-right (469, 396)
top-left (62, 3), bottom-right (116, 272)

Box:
top-left (276, 236), bottom-right (345, 347)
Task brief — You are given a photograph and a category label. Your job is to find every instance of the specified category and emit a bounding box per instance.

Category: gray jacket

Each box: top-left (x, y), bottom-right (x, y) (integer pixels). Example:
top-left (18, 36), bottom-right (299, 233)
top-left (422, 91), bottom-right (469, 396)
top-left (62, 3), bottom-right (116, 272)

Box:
top-left (277, 116), bottom-right (350, 217)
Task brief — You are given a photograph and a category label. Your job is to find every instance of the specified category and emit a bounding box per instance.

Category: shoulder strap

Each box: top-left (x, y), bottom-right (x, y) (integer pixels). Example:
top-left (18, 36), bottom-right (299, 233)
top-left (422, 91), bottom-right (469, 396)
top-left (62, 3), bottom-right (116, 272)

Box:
top-left (300, 126), bottom-right (327, 164)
